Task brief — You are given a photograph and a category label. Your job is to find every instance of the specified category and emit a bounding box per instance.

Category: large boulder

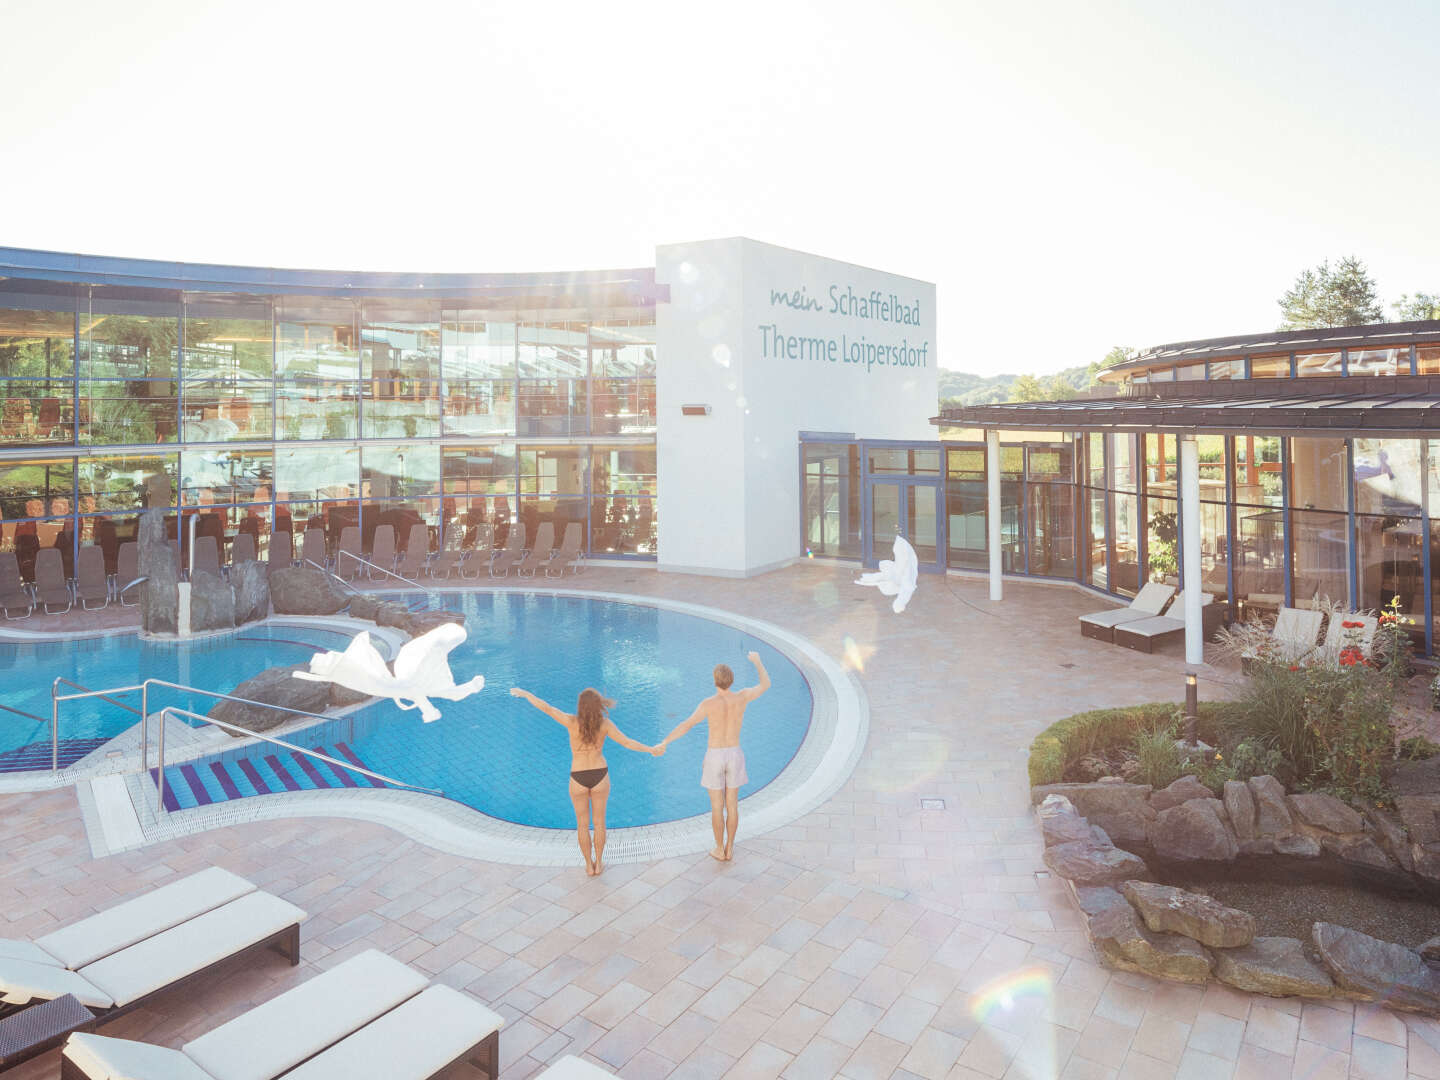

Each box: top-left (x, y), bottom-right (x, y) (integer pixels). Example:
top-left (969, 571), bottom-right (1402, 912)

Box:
top-left (348, 595), bottom-right (380, 621)
top-left (1031, 782), bottom-right (1156, 850)
top-left (270, 567), bottom-right (348, 616)
top-left (1213, 937), bottom-right (1337, 999)
top-left (189, 570), bottom-right (235, 632)
top-left (1248, 776), bottom-right (1295, 838)
top-left (1396, 795), bottom-right (1440, 847)
top-left (137, 510), bottom-right (179, 634)
top-left (1287, 793), bottom-right (1364, 835)
top-left (1318, 833), bottom-right (1395, 873)
top-left (375, 601), bottom-right (414, 632)
top-left (408, 610), bottom-right (466, 636)
top-left (232, 561), bottom-right (270, 624)
top-left (1364, 807), bottom-right (1416, 873)
top-left (1038, 795), bottom-right (1096, 846)
top-left (1150, 776), bottom-right (1215, 812)
top-left (1149, 798), bottom-right (1238, 862)
top-left (1223, 780), bottom-right (1258, 841)
top-left (1073, 886), bottom-right (1130, 916)
top-left (208, 664), bottom-right (332, 735)
top-left (1043, 839), bottom-right (1149, 887)
top-left (1274, 833), bottom-right (1322, 857)
top-left (1087, 905), bottom-right (1213, 984)
top-left (1313, 922), bottom-right (1440, 1013)
top-left (1121, 881), bottom-right (1256, 948)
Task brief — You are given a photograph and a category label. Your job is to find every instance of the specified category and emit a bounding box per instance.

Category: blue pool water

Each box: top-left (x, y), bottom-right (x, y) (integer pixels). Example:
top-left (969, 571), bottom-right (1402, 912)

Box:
top-left (0, 625), bottom-right (360, 768)
top-left (167, 592), bottom-right (814, 829)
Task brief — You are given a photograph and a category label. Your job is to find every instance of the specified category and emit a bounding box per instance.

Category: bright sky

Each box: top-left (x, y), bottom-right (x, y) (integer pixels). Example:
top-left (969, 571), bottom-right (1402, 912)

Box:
top-left (3, 0), bottom-right (1437, 375)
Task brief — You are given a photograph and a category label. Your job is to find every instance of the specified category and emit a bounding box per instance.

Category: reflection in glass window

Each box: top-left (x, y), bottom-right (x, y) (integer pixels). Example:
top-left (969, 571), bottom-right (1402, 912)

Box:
top-left (274, 445), bottom-right (359, 502)
top-left (181, 381), bottom-right (273, 442)
top-left (520, 446), bottom-right (586, 495)
top-left (1028, 483), bottom-right (1073, 577)
top-left (1295, 351), bottom-right (1342, 377)
top-left (442, 445), bottom-right (517, 494)
top-left (517, 379), bottom-right (586, 436)
top-left (589, 496), bottom-right (655, 555)
top-left (593, 446), bottom-right (656, 495)
top-left (869, 448), bottom-right (940, 474)
top-left (0, 380), bottom-right (74, 446)
top-left (180, 449), bottom-right (274, 506)
top-left (1235, 504), bottom-right (1285, 618)
top-left (1207, 358), bottom-right (1243, 380)
top-left (1357, 512), bottom-right (1422, 622)
top-left (1250, 353), bottom-right (1290, 378)
top-left (443, 378), bottom-right (515, 436)
top-left (1420, 347), bottom-right (1440, 375)
top-left (1146, 495), bottom-right (1178, 584)
top-left (1107, 434), bottom-right (1135, 492)
top-left (806, 443), bottom-right (861, 558)
top-left (276, 297), bottom-right (358, 379)
top-left (1235, 436), bottom-right (1281, 505)
top-left (81, 381), bottom-right (179, 444)
top-left (82, 289), bottom-right (178, 379)
top-left (590, 317), bottom-right (655, 377)
top-left (78, 453), bottom-right (177, 511)
top-left (518, 319), bottom-right (587, 378)
top-left (946, 447), bottom-right (984, 480)
top-left (1026, 444), bottom-right (1071, 482)
top-left (1348, 347), bottom-right (1406, 376)
top-left (1087, 489), bottom-right (1107, 590)
top-left (1290, 509), bottom-right (1349, 608)
top-left (183, 294), bottom-right (273, 378)
top-left (442, 314), bottom-right (516, 378)
top-left (276, 381), bottom-right (358, 440)
top-left (362, 302), bottom-right (440, 437)
top-left (1352, 438), bottom-right (1422, 516)
top-left (1175, 362), bottom-right (1205, 381)
top-left (0, 296), bottom-right (75, 377)
top-left (1144, 434), bottom-right (1176, 496)
top-left (362, 445), bottom-right (440, 499)
top-left (1289, 437), bottom-right (1348, 510)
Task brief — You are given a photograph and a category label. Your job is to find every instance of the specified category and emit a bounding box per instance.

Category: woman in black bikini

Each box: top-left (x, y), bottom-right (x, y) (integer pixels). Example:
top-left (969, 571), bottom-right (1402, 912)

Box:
top-left (509, 686), bottom-right (656, 875)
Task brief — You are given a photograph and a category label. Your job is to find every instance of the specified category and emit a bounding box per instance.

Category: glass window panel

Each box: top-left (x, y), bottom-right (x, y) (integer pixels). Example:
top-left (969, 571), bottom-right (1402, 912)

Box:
top-left (1145, 495), bottom-right (1178, 584)
top-left (1348, 347), bottom-right (1404, 377)
top-left (442, 378), bottom-right (515, 436)
top-left (360, 498), bottom-right (437, 555)
top-left (1087, 433), bottom-right (1104, 487)
top-left (1112, 493), bottom-right (1139, 596)
top-left (517, 379), bottom-right (586, 436)
top-left (182, 381), bottom-right (272, 441)
top-left (590, 496), bottom-right (655, 555)
top-left (512, 495), bottom-right (584, 552)
top-left (592, 378), bottom-right (656, 435)
top-left (180, 449), bottom-right (273, 506)
top-left (275, 297), bottom-right (358, 379)
top-left (442, 444), bottom-right (517, 495)
top-left (592, 446), bottom-right (656, 496)
top-left (1, 501), bottom-right (75, 581)
top-left (1250, 353), bottom-right (1290, 378)
top-left (82, 289), bottom-right (178, 378)
top-left (804, 443), bottom-right (861, 558)
top-left (274, 445), bottom-right (359, 502)
top-left (1289, 437), bottom-right (1348, 511)
top-left (519, 446), bottom-right (585, 495)
top-left (1000, 480), bottom-right (1022, 570)
top-left (0, 460), bottom-right (75, 538)
top-left (1197, 435), bottom-right (1226, 491)
top-left (1235, 505), bottom-right (1285, 618)
top-left (1353, 438), bottom-right (1422, 516)
top-left (76, 510), bottom-right (145, 575)
top-left (518, 319), bottom-right (587, 378)
top-left (1290, 508), bottom-right (1349, 609)
top-left (945, 478), bottom-right (985, 569)
top-left (442, 314), bottom-right (516, 378)
top-left (182, 294), bottom-right (273, 378)
top-left (447, 495), bottom-right (515, 550)
top-left (362, 445), bottom-right (440, 498)
top-left (1148, 367), bottom-right (1175, 382)
top-left (1235, 435), bottom-right (1282, 506)
top-left (1296, 350), bottom-right (1342, 377)
top-left (999, 446), bottom-right (1023, 479)
top-left (590, 317), bottom-right (656, 377)
top-left (1357, 513), bottom-right (1422, 620)
top-left (870, 448), bottom-right (940, 475)
top-left (1208, 358), bottom-right (1243, 380)
top-left (1175, 361), bottom-right (1205, 381)
top-left (0, 380), bottom-right (74, 446)
top-left (78, 453), bottom-right (177, 511)
top-left (276, 381), bottom-right (358, 440)
top-left (1107, 434), bottom-right (1135, 492)
top-left (1200, 499), bottom-right (1229, 603)
top-left (363, 385), bottom-right (441, 438)
top-left (1026, 444), bottom-right (1071, 482)
top-left (80, 381), bottom-right (178, 444)
top-left (1419, 346), bottom-right (1440, 375)
top-left (946, 447), bottom-right (985, 481)
top-left (1028, 482), bottom-right (1074, 577)
top-left (1144, 434), bottom-right (1177, 496)
top-left (1087, 488), bottom-right (1107, 589)
top-left (0, 301), bottom-right (75, 378)
top-left (361, 302), bottom-right (440, 437)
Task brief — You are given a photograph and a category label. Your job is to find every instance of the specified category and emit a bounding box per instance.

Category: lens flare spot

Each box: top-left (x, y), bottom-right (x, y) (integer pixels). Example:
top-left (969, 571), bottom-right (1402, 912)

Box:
top-left (841, 635), bottom-right (875, 673)
top-left (711, 344), bottom-right (731, 367)
top-left (679, 260), bottom-right (699, 284)
top-left (811, 579), bottom-right (837, 606)
top-left (969, 966), bottom-right (1054, 1024)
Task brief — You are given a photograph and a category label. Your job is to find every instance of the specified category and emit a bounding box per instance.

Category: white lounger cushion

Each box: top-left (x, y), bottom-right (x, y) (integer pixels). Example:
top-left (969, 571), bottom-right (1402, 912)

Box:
top-left (0, 954), bottom-right (112, 1008)
top-left (284, 985), bottom-right (503, 1080)
top-left (1079, 607), bottom-right (1161, 630)
top-left (1079, 582), bottom-right (1175, 629)
top-left (184, 949), bottom-right (429, 1080)
top-left (82, 892), bottom-right (305, 1008)
top-left (0, 937), bottom-right (60, 966)
top-left (537, 1055), bottom-right (620, 1078)
top-left (1116, 592), bottom-right (1214, 639)
top-left (64, 1032), bottom-right (215, 1080)
top-left (40, 867), bottom-right (256, 970)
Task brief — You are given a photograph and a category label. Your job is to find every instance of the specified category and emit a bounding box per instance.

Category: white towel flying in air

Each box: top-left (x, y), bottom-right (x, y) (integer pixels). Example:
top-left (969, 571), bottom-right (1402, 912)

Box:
top-left (294, 622), bottom-right (484, 721)
top-left (855, 535), bottom-right (918, 613)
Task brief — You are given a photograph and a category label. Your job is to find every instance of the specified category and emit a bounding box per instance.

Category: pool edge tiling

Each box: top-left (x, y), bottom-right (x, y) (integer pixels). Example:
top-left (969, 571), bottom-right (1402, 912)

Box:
top-left (101, 590), bottom-right (866, 866)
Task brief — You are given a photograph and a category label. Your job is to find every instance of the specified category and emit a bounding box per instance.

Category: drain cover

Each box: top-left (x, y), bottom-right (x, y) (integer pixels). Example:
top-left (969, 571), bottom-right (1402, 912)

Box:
top-left (1059, 662), bottom-right (1076, 669)
top-left (920, 797), bottom-right (945, 810)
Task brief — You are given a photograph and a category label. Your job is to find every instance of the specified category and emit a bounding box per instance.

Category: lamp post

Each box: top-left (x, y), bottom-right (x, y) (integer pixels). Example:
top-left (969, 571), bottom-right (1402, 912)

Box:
top-left (1184, 672), bottom-right (1199, 747)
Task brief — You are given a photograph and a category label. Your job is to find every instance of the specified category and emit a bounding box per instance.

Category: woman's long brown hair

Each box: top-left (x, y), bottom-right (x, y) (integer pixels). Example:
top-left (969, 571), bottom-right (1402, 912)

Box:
top-left (575, 688), bottom-right (613, 747)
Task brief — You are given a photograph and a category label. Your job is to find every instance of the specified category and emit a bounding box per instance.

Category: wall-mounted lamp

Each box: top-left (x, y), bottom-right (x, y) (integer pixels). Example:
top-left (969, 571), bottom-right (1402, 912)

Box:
top-left (680, 404), bottom-right (711, 416)
top-left (1183, 672), bottom-right (1198, 747)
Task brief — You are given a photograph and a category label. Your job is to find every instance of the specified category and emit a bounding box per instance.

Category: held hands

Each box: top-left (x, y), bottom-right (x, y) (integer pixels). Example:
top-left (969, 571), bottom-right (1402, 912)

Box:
top-left (747, 651), bottom-right (760, 664)
top-left (509, 687), bottom-right (526, 698)
top-left (650, 741), bottom-right (666, 757)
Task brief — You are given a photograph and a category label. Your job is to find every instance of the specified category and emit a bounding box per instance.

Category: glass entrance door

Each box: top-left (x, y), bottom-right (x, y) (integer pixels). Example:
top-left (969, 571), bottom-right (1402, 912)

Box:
top-left (865, 477), bottom-right (944, 571)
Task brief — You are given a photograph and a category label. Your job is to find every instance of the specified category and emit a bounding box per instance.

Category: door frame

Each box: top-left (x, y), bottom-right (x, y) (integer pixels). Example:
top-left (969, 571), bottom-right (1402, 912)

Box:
top-left (862, 474), bottom-right (946, 572)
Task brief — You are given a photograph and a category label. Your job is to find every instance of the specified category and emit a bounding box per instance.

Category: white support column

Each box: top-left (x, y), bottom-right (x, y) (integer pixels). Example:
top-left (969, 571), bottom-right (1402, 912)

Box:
top-left (1180, 434), bottom-right (1204, 665)
top-left (986, 428), bottom-right (1002, 602)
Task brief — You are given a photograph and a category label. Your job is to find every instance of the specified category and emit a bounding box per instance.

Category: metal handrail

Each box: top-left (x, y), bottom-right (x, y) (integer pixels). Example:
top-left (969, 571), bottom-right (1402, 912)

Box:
top-left (51, 679), bottom-right (145, 771)
top-left (154, 705), bottom-right (442, 813)
top-left (303, 558), bottom-right (363, 596)
top-left (333, 550), bottom-right (438, 599)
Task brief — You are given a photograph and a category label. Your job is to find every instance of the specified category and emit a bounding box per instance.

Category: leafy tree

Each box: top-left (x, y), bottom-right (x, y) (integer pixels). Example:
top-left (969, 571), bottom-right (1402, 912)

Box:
top-left (1278, 256), bottom-right (1383, 329)
top-left (1010, 374), bottom-right (1049, 402)
top-left (1087, 345), bottom-right (1133, 386)
top-left (1391, 292), bottom-right (1440, 322)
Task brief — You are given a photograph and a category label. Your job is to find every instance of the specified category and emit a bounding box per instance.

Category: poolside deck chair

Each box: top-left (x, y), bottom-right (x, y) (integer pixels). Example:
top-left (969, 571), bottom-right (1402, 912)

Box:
top-left (336, 526), bottom-right (363, 580)
top-left (488, 522), bottom-right (526, 578)
top-left (0, 551), bottom-right (33, 619)
top-left (0, 868), bottom-right (305, 1068)
top-left (534, 1056), bottom-right (619, 1078)
top-left (301, 528), bottom-right (327, 571)
top-left (269, 530), bottom-right (294, 570)
top-left (427, 544), bottom-right (462, 580)
top-left (368, 525), bottom-right (396, 579)
top-left (457, 525), bottom-right (494, 580)
top-left (190, 535), bottom-right (221, 580)
top-left (1243, 605), bottom-right (1325, 666)
top-left (230, 532), bottom-right (257, 567)
top-left (1319, 611), bottom-right (1378, 664)
top-left (515, 522), bottom-right (554, 578)
top-left (115, 542), bottom-right (140, 605)
top-left (58, 948), bottom-right (502, 1080)
top-left (397, 523), bottom-right (431, 580)
top-left (74, 547), bottom-right (109, 611)
top-left (32, 547), bottom-right (71, 614)
top-left (1077, 582), bottom-right (1175, 643)
top-left (543, 522), bottom-right (585, 577)
top-left (1112, 591), bottom-right (1224, 653)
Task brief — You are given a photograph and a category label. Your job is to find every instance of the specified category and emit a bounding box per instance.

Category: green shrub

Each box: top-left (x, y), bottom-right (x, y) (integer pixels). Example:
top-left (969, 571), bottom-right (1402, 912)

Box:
top-left (1131, 723), bottom-right (1185, 789)
top-left (1228, 662), bottom-right (1319, 779)
top-left (1399, 736), bottom-right (1440, 761)
top-left (1027, 702), bottom-right (1236, 787)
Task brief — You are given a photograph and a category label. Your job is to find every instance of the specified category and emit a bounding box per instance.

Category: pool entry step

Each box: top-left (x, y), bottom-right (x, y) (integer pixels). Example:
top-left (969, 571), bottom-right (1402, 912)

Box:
top-left (0, 738), bottom-right (109, 773)
top-left (150, 742), bottom-right (386, 812)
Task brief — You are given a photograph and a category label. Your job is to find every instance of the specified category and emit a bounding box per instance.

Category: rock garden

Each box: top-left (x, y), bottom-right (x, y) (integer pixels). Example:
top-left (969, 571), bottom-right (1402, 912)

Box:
top-left (1030, 602), bottom-right (1440, 1014)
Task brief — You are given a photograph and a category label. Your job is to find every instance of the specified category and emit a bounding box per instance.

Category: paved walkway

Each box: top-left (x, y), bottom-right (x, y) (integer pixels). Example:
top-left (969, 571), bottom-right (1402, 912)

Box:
top-left (3, 565), bottom-right (1437, 1079)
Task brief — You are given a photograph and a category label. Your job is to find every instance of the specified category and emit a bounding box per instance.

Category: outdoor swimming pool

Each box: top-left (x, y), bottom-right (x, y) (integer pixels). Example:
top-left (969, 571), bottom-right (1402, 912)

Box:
top-left (159, 592), bottom-right (814, 829)
top-left (0, 625), bottom-right (360, 770)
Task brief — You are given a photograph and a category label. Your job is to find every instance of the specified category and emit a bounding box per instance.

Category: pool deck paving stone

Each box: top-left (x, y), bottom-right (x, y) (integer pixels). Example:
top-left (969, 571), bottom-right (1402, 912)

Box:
top-left (1, 563), bottom-right (1436, 1079)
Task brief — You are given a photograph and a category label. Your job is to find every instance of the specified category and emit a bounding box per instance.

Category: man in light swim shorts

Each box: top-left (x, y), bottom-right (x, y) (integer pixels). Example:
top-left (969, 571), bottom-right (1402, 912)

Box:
top-left (655, 651), bottom-right (770, 861)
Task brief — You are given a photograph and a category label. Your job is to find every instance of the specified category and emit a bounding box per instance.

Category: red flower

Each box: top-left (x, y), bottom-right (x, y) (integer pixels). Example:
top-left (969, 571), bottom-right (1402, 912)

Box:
top-left (1342, 620), bottom-right (1363, 629)
top-left (1288, 665), bottom-right (1299, 672)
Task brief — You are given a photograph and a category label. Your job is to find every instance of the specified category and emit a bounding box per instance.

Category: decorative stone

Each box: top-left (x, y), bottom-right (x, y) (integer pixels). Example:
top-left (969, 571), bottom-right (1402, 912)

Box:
top-left (1121, 881), bottom-right (1256, 948)
top-left (1213, 937), bottom-right (1337, 998)
top-left (1314, 922), bottom-right (1440, 1013)
top-left (1149, 798), bottom-right (1238, 862)
top-left (1419, 936), bottom-right (1440, 964)
top-left (1087, 905), bottom-right (1213, 984)
top-left (232, 561), bottom-right (270, 624)
top-left (328, 681), bottom-right (371, 708)
top-left (208, 664), bottom-right (332, 735)
top-left (1364, 807), bottom-right (1416, 873)
top-left (1395, 795), bottom-right (1440, 847)
top-left (408, 610), bottom-right (466, 636)
top-left (1223, 780), bottom-right (1258, 841)
top-left (375, 601), bottom-right (414, 631)
top-left (348, 595), bottom-right (380, 621)
top-left (1273, 833), bottom-right (1322, 857)
top-left (1073, 885), bottom-right (1130, 916)
top-left (1319, 833), bottom-right (1395, 872)
top-left (1031, 782), bottom-right (1156, 850)
top-left (1248, 775), bottom-right (1295, 837)
top-left (270, 567), bottom-right (348, 616)
top-left (1042, 840), bottom-right (1150, 887)
top-left (1287, 793), bottom-right (1364, 835)
top-left (189, 570), bottom-right (235, 632)
top-left (137, 510), bottom-right (179, 634)
top-left (1039, 795), bottom-right (1092, 847)
top-left (1150, 776), bottom-right (1215, 812)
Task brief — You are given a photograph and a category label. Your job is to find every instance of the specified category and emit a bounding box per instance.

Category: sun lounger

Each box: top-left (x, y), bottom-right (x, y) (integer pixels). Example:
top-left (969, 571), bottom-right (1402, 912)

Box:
top-left (543, 523), bottom-right (584, 577)
top-left (0, 868), bottom-right (304, 1068)
top-left (0, 551), bottom-right (33, 618)
top-left (1112, 591), bottom-right (1222, 653)
top-left (115, 542), bottom-right (140, 605)
top-left (515, 522), bottom-right (554, 578)
top-left (1320, 611), bottom-right (1378, 663)
top-left (74, 547), bottom-right (109, 611)
top-left (1243, 605), bottom-right (1325, 666)
top-left (59, 948), bottom-right (503, 1080)
top-left (301, 528), bottom-right (327, 571)
top-left (457, 526), bottom-right (493, 580)
top-left (396, 524), bottom-right (431, 580)
top-left (190, 535), bottom-right (221, 579)
top-left (269, 531), bottom-right (294, 570)
top-left (32, 548), bottom-right (71, 615)
top-left (534, 1056), bottom-right (619, 1078)
top-left (337, 526), bottom-right (363, 580)
top-left (488, 523), bottom-right (526, 578)
top-left (368, 525), bottom-right (396, 579)
top-left (230, 532), bottom-right (257, 566)
top-left (1077, 582), bottom-right (1175, 642)
top-left (427, 546), bottom-right (462, 580)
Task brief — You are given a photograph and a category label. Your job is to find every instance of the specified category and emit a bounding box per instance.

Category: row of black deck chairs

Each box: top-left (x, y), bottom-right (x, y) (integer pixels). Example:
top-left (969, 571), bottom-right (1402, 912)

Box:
top-left (281, 521), bottom-right (586, 583)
